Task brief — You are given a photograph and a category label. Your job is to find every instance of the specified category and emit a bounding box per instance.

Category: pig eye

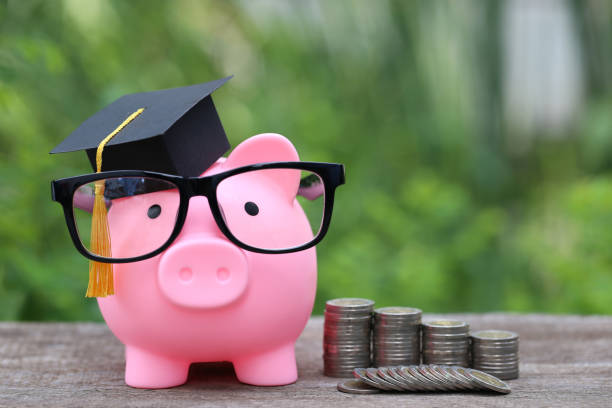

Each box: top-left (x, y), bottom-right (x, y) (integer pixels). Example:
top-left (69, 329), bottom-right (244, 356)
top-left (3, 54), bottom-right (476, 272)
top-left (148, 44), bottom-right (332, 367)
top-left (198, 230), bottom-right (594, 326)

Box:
top-left (244, 201), bottom-right (259, 216)
top-left (147, 204), bottom-right (162, 219)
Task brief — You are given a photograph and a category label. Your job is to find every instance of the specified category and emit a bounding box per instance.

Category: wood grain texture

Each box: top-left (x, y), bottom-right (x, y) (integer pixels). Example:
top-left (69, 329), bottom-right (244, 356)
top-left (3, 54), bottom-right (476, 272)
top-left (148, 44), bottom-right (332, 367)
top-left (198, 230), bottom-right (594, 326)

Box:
top-left (1, 314), bottom-right (611, 407)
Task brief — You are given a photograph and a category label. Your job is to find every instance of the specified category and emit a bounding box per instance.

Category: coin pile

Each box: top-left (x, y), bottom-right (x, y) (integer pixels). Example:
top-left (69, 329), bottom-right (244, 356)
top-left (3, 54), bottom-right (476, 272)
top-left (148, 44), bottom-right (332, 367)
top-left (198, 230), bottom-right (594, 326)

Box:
top-left (338, 365), bottom-right (511, 394)
top-left (323, 298), bottom-right (375, 377)
top-left (372, 307), bottom-right (421, 367)
top-left (422, 320), bottom-right (470, 366)
top-left (471, 330), bottom-right (519, 380)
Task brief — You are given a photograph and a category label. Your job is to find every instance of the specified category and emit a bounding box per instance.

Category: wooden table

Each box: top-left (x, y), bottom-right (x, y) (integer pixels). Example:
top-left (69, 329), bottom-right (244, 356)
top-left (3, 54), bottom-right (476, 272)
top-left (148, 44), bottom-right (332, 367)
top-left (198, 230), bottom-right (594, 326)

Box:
top-left (1, 314), bottom-right (611, 407)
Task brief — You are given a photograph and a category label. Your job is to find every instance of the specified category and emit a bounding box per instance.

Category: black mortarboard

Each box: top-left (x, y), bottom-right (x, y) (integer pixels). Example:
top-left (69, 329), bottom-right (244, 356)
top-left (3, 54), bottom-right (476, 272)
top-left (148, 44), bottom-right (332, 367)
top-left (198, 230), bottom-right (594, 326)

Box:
top-left (51, 76), bottom-right (232, 176)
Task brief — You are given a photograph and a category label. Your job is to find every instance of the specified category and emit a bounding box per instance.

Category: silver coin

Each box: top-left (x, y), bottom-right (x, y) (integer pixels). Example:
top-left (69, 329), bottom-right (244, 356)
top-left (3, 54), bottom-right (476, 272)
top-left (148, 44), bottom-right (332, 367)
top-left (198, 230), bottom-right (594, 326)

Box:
top-left (374, 348), bottom-right (420, 354)
top-left (374, 306), bottom-right (422, 316)
top-left (325, 337), bottom-right (370, 344)
top-left (419, 365), bottom-right (464, 391)
top-left (415, 365), bottom-right (458, 391)
top-left (472, 360), bottom-right (519, 367)
top-left (376, 342), bottom-right (420, 347)
top-left (430, 365), bottom-right (471, 390)
top-left (471, 330), bottom-right (518, 341)
top-left (374, 350), bottom-right (420, 356)
top-left (374, 349), bottom-right (420, 355)
top-left (374, 367), bottom-right (407, 390)
top-left (337, 379), bottom-right (381, 394)
top-left (394, 366), bottom-right (431, 391)
top-left (423, 320), bottom-right (469, 329)
top-left (472, 344), bottom-right (518, 350)
top-left (472, 369), bottom-right (519, 380)
top-left (353, 367), bottom-right (393, 390)
top-left (442, 366), bottom-right (477, 390)
top-left (376, 367), bottom-right (418, 391)
top-left (403, 365), bottom-right (446, 391)
top-left (325, 362), bottom-right (371, 368)
top-left (374, 355), bottom-right (420, 360)
top-left (464, 369), bottom-right (512, 394)
top-left (374, 343), bottom-right (420, 349)
top-left (362, 367), bottom-right (402, 391)
top-left (449, 366), bottom-right (483, 390)
top-left (473, 360), bottom-right (519, 366)
top-left (324, 318), bottom-right (372, 325)
top-left (473, 351), bottom-right (519, 358)
top-left (376, 332), bottom-right (419, 337)
top-left (326, 298), bottom-right (375, 313)
top-left (324, 362), bottom-right (371, 369)
top-left (324, 346), bottom-right (370, 353)
top-left (374, 338), bottom-right (420, 344)
top-left (324, 356), bottom-right (371, 361)
top-left (325, 326), bottom-right (372, 333)
top-left (425, 337), bottom-right (470, 344)
top-left (375, 322), bottom-right (420, 328)
top-left (423, 346), bottom-right (469, 353)
top-left (386, 366), bottom-right (420, 391)
top-left (424, 358), bottom-right (470, 367)
top-left (474, 350), bottom-right (519, 358)
top-left (374, 357), bottom-right (420, 362)
top-left (424, 329), bottom-right (469, 335)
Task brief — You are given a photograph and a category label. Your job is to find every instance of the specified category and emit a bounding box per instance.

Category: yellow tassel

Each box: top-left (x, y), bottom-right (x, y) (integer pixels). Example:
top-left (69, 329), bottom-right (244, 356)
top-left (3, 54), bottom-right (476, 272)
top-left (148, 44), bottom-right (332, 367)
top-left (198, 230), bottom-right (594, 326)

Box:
top-left (86, 108), bottom-right (144, 297)
top-left (86, 181), bottom-right (114, 297)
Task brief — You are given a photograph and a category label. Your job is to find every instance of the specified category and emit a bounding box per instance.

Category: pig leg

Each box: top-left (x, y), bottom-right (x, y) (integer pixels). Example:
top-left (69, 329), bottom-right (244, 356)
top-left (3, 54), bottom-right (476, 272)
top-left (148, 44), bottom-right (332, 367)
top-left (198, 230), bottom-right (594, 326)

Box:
top-left (233, 342), bottom-right (298, 386)
top-left (124, 346), bottom-right (190, 389)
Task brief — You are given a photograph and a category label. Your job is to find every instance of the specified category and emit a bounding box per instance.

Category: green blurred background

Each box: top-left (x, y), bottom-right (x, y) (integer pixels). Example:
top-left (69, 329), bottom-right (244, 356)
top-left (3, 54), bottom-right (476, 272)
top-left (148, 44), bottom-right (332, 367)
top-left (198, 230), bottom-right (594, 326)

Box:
top-left (1, 0), bottom-right (612, 320)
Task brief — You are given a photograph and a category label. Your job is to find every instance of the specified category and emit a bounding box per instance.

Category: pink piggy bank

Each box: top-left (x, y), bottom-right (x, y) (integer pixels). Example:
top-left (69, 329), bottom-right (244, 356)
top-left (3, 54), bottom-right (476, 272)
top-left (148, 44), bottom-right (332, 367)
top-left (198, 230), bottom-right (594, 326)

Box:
top-left (98, 134), bottom-right (320, 389)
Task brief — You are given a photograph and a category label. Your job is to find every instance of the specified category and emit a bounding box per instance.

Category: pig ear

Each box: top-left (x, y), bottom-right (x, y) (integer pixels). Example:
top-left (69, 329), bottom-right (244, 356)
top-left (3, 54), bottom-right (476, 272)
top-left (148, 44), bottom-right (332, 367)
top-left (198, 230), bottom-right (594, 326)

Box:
top-left (224, 133), bottom-right (301, 200)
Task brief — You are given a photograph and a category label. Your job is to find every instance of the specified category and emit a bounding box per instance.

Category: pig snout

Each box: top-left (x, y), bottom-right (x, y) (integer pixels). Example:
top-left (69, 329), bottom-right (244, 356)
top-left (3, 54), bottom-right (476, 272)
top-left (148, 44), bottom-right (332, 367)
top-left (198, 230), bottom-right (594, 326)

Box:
top-left (158, 237), bottom-right (248, 309)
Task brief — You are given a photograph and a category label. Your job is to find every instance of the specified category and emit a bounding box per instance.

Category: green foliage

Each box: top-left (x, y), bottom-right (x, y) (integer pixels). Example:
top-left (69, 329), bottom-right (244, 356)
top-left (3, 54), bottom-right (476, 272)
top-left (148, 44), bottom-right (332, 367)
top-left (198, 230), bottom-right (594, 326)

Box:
top-left (0, 0), bottom-right (611, 320)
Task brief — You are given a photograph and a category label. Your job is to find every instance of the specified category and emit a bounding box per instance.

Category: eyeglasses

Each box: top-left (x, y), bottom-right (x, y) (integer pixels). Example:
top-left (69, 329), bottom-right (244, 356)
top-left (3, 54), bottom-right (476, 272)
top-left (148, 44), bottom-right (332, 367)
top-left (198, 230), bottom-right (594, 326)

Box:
top-left (51, 161), bottom-right (345, 263)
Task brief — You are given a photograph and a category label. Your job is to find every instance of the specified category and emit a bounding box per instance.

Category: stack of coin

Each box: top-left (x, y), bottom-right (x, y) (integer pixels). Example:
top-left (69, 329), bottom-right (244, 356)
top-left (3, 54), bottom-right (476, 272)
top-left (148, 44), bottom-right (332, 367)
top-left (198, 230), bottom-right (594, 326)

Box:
top-left (323, 298), bottom-right (375, 377)
top-left (372, 307), bottom-right (421, 367)
top-left (471, 330), bottom-right (519, 380)
top-left (422, 320), bottom-right (470, 366)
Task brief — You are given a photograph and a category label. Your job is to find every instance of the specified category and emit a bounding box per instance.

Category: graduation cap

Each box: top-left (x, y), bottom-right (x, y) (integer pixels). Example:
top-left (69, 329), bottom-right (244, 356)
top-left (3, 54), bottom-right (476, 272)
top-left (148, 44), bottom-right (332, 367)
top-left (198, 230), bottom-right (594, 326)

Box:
top-left (51, 77), bottom-right (232, 297)
top-left (51, 76), bottom-right (232, 176)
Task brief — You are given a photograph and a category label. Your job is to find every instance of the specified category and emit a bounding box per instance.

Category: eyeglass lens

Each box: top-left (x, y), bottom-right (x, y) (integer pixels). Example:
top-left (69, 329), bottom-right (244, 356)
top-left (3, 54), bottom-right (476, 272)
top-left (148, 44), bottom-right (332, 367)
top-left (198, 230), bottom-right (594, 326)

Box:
top-left (73, 177), bottom-right (180, 259)
top-left (217, 168), bottom-right (325, 251)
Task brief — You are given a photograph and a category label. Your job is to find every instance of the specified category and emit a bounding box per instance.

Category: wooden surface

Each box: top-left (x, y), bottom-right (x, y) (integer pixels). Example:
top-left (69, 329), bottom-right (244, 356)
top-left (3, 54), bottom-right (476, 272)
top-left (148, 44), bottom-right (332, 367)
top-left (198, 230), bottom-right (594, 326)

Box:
top-left (1, 314), bottom-right (611, 407)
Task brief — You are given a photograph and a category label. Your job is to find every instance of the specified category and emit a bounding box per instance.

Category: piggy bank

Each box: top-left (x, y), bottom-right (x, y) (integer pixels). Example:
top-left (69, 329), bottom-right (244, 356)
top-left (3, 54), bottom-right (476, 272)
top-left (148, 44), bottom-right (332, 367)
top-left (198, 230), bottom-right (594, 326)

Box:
top-left (98, 134), bottom-right (318, 389)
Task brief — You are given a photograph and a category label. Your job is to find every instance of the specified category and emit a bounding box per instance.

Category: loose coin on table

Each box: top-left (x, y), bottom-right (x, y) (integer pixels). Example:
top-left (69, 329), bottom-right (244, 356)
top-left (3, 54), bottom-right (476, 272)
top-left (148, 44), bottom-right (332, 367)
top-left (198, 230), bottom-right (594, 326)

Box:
top-left (337, 379), bottom-right (381, 394)
top-left (407, 365), bottom-right (448, 391)
top-left (377, 367), bottom-right (411, 390)
top-left (343, 365), bottom-right (512, 394)
top-left (437, 366), bottom-right (478, 390)
top-left (388, 366), bottom-right (423, 391)
top-left (353, 367), bottom-right (393, 390)
top-left (465, 368), bottom-right (512, 394)
top-left (366, 367), bottom-right (403, 391)
top-left (420, 365), bottom-right (463, 391)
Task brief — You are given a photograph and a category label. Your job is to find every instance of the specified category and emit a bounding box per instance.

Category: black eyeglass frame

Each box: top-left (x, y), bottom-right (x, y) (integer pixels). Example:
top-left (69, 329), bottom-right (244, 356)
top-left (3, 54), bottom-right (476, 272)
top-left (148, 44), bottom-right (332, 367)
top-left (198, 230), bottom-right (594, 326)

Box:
top-left (51, 161), bottom-right (345, 263)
